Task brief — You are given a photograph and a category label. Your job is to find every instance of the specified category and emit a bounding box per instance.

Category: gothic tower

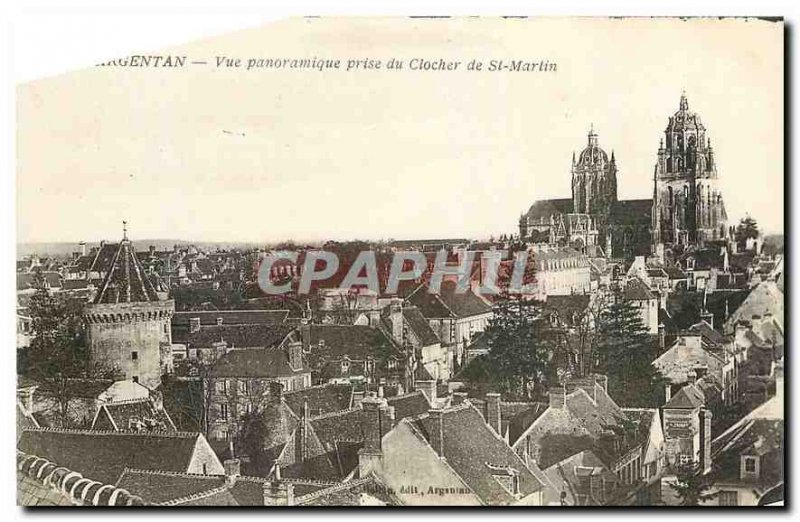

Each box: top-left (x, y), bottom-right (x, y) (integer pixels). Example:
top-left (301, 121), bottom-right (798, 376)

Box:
top-left (572, 127), bottom-right (617, 241)
top-left (652, 93), bottom-right (728, 249)
top-left (83, 225), bottom-right (174, 389)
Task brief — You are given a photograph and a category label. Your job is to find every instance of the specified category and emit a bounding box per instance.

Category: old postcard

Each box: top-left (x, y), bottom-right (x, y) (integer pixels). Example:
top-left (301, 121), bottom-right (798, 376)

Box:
top-left (15, 16), bottom-right (784, 507)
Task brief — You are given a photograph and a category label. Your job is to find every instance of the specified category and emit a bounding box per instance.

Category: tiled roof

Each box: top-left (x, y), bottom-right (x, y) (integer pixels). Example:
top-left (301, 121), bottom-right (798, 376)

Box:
top-left (407, 282), bottom-right (491, 319)
top-left (210, 347), bottom-right (308, 379)
top-left (16, 272), bottom-right (61, 291)
top-left (93, 399), bottom-right (176, 432)
top-left (687, 320), bottom-right (726, 346)
top-left (17, 451), bottom-right (145, 506)
top-left (386, 390), bottom-right (431, 420)
top-left (409, 403), bottom-right (544, 504)
top-left (18, 428), bottom-right (205, 484)
top-left (93, 240), bottom-right (160, 304)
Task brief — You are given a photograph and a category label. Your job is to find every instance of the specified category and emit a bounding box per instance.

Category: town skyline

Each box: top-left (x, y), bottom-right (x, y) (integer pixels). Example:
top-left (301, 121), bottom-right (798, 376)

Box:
top-left (17, 18), bottom-right (783, 244)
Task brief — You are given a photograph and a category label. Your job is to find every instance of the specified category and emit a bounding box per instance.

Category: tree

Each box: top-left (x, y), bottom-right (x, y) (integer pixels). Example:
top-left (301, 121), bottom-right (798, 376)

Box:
top-left (735, 216), bottom-right (759, 250)
top-left (668, 462), bottom-right (718, 506)
top-left (24, 270), bottom-right (115, 427)
top-left (595, 290), bottom-right (661, 406)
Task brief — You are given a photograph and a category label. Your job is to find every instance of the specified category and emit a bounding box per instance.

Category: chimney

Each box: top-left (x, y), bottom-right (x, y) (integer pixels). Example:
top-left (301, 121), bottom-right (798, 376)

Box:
top-left (427, 409), bottom-right (445, 457)
top-left (352, 390), bottom-right (365, 407)
top-left (549, 386), bottom-right (566, 409)
top-left (295, 400), bottom-right (309, 463)
top-left (268, 381), bottom-right (284, 402)
top-left (485, 393), bottom-right (502, 435)
top-left (687, 370), bottom-right (697, 384)
top-left (451, 392), bottom-right (468, 406)
top-left (700, 310), bottom-right (714, 329)
top-left (775, 362), bottom-right (784, 402)
top-left (287, 341), bottom-right (303, 371)
top-left (593, 374), bottom-right (608, 394)
top-left (699, 408), bottom-right (713, 474)
top-left (72, 251), bottom-right (80, 262)
top-left (80, 241), bottom-right (87, 256)
top-left (389, 299), bottom-right (404, 345)
top-left (149, 245), bottom-right (156, 256)
top-left (300, 320), bottom-right (311, 351)
top-left (417, 379), bottom-right (437, 403)
top-left (658, 323), bottom-right (666, 352)
top-left (665, 384), bottom-right (672, 403)
top-left (223, 458), bottom-right (241, 482)
top-left (263, 481), bottom-right (294, 506)
top-left (358, 395), bottom-right (390, 477)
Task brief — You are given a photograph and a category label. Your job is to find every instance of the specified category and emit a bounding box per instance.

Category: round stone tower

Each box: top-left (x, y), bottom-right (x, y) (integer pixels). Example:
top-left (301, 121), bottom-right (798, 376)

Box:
top-left (83, 228), bottom-right (174, 389)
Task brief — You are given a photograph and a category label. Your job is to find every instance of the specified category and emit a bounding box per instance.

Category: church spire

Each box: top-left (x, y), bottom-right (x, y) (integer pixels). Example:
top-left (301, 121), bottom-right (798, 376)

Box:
top-left (587, 123), bottom-right (598, 147)
top-left (680, 91), bottom-right (688, 111)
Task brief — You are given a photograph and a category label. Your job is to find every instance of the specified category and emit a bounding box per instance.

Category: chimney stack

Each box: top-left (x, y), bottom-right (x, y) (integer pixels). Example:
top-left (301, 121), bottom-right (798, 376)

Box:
top-left (80, 241), bottom-right (87, 256)
top-left (295, 400), bottom-right (309, 463)
top-left (658, 323), bottom-right (666, 352)
top-left (223, 458), bottom-right (241, 482)
top-left (427, 409), bottom-right (445, 457)
top-left (451, 392), bottom-right (468, 406)
top-left (417, 379), bottom-right (437, 403)
top-left (485, 393), bottom-right (502, 435)
top-left (300, 319), bottom-right (311, 351)
top-left (263, 481), bottom-right (294, 506)
top-left (699, 408), bottom-right (713, 474)
top-left (358, 395), bottom-right (391, 477)
top-left (549, 386), bottom-right (566, 409)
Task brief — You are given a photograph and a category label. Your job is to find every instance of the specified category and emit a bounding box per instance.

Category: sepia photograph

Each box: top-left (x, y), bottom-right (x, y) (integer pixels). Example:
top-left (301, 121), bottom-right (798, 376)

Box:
top-left (13, 15), bottom-right (784, 507)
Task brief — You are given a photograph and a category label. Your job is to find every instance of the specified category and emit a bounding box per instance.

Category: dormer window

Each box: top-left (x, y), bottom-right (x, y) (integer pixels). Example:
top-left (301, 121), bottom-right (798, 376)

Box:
top-left (741, 455), bottom-right (759, 479)
top-left (189, 317), bottom-right (201, 333)
top-left (216, 317), bottom-right (223, 326)
top-left (341, 360), bottom-right (350, 373)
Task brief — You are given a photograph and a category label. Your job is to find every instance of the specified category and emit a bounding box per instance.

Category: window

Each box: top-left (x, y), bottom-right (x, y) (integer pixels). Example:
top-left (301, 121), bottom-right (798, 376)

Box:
top-left (131, 351), bottom-right (138, 361)
top-left (719, 490), bottom-right (738, 506)
top-left (189, 317), bottom-right (201, 333)
top-left (132, 376), bottom-right (139, 383)
top-left (216, 317), bottom-right (223, 326)
top-left (341, 360), bottom-right (350, 373)
top-left (220, 403), bottom-right (228, 419)
top-left (743, 456), bottom-right (758, 476)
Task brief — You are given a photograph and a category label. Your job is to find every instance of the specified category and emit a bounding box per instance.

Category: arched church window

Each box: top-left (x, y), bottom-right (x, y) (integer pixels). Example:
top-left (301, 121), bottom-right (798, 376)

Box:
top-left (677, 134), bottom-right (684, 152)
top-left (688, 136), bottom-right (697, 151)
top-left (668, 187), bottom-right (673, 206)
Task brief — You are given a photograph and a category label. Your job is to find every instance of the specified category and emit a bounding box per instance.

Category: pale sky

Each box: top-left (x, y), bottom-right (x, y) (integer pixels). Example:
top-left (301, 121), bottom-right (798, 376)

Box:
top-left (17, 17), bottom-right (784, 244)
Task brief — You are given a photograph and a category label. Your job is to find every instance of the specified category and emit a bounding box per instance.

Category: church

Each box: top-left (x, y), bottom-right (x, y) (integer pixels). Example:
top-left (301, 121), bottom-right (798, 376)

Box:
top-left (519, 94), bottom-right (728, 260)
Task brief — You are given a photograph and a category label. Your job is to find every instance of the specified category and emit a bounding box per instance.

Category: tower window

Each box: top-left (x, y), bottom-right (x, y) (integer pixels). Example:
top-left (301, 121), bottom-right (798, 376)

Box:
top-left (132, 376), bottom-right (139, 383)
top-left (131, 351), bottom-right (138, 361)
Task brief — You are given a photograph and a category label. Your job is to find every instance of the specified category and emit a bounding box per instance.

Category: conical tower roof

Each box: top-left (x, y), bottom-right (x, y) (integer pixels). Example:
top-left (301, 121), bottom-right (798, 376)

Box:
top-left (93, 225), bottom-right (160, 304)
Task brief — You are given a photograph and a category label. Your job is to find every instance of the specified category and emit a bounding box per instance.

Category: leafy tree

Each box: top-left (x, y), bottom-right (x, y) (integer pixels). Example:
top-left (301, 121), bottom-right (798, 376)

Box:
top-left (735, 216), bottom-right (759, 250)
top-left (668, 462), bottom-right (718, 506)
top-left (24, 270), bottom-right (115, 426)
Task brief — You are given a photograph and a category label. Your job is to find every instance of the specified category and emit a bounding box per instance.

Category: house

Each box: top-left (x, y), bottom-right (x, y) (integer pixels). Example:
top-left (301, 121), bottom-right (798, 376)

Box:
top-left (274, 390), bottom-right (432, 482)
top-left (206, 341), bottom-right (311, 443)
top-left (17, 428), bottom-right (225, 484)
top-left (529, 245), bottom-right (592, 297)
top-left (360, 398), bottom-right (547, 505)
top-left (542, 450), bottom-right (618, 506)
top-left (510, 376), bottom-right (666, 494)
top-left (304, 324), bottom-right (407, 387)
top-left (406, 281), bottom-right (492, 368)
top-left (622, 276), bottom-right (659, 334)
top-left (660, 383), bottom-right (714, 472)
top-left (652, 328), bottom-right (738, 406)
top-left (723, 280), bottom-right (784, 335)
top-left (390, 304), bottom-right (448, 381)
top-left (91, 380), bottom-right (177, 432)
top-left (704, 366), bottom-right (783, 506)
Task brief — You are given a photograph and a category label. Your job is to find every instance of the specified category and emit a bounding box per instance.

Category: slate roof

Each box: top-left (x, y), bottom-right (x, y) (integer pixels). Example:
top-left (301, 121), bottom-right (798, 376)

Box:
top-left (115, 469), bottom-right (227, 504)
top-left (386, 390), bottom-right (432, 420)
top-left (210, 347), bottom-right (308, 379)
top-left (407, 282), bottom-right (491, 319)
top-left (609, 199), bottom-right (652, 226)
top-left (183, 324), bottom-right (296, 349)
top-left (524, 198), bottom-right (574, 221)
top-left (408, 403), bottom-right (544, 504)
top-left (403, 305), bottom-right (441, 346)
top-left (545, 295), bottom-right (591, 323)
top-left (94, 399), bottom-right (176, 432)
top-left (652, 335), bottom-right (725, 383)
top-left (687, 320), bottom-right (726, 346)
top-left (663, 383), bottom-right (705, 409)
top-left (72, 243), bottom-right (118, 273)
top-left (283, 384), bottom-right (354, 419)
top-left (309, 325), bottom-right (401, 360)
top-left (624, 276), bottom-right (655, 301)
top-left (18, 428), bottom-right (205, 484)
top-left (172, 310), bottom-right (289, 327)
top-left (93, 239), bottom-right (161, 304)
top-left (16, 272), bottom-right (61, 291)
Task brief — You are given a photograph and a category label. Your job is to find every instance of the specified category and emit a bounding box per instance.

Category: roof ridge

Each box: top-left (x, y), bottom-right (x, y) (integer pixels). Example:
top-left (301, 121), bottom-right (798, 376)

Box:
top-left (294, 477), bottom-right (373, 505)
top-left (309, 406), bottom-right (362, 421)
top-left (120, 467), bottom-right (225, 479)
top-left (159, 483), bottom-right (231, 506)
top-left (22, 426), bottom-right (199, 438)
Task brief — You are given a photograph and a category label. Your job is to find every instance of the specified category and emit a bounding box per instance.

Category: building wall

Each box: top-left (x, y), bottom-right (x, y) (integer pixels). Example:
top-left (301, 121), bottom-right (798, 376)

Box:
top-left (84, 301), bottom-right (174, 389)
top-left (187, 435), bottom-right (226, 475)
